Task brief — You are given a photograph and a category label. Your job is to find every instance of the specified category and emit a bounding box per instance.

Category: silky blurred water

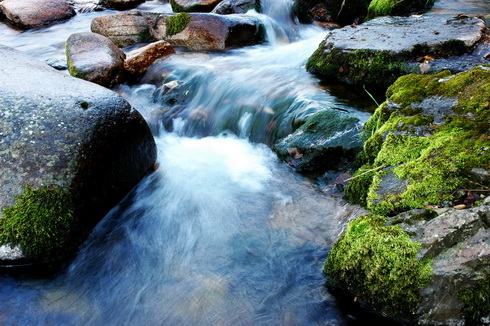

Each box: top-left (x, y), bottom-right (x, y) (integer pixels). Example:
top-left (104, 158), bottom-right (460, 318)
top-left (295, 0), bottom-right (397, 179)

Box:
top-left (1, 0), bottom-right (486, 325)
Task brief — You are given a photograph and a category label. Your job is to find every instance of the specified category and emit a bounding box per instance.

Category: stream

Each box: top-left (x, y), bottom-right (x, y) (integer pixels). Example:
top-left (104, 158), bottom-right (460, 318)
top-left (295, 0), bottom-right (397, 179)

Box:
top-left (1, 0), bottom-right (489, 325)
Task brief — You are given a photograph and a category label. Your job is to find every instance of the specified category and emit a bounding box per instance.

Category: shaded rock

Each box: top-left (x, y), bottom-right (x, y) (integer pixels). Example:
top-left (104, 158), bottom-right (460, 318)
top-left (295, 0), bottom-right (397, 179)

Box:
top-left (0, 0), bottom-right (75, 29)
top-left (124, 41), bottom-right (176, 75)
top-left (306, 15), bottom-right (486, 89)
top-left (100, 0), bottom-right (145, 10)
top-left (169, 0), bottom-right (222, 12)
top-left (66, 32), bottom-right (126, 88)
top-left (157, 13), bottom-right (265, 51)
top-left (366, 0), bottom-right (435, 20)
top-left (211, 0), bottom-right (258, 14)
top-left (273, 109), bottom-right (362, 172)
top-left (91, 11), bottom-right (164, 48)
top-left (293, 0), bottom-right (370, 25)
top-left (0, 45), bottom-right (156, 263)
top-left (92, 11), bottom-right (265, 51)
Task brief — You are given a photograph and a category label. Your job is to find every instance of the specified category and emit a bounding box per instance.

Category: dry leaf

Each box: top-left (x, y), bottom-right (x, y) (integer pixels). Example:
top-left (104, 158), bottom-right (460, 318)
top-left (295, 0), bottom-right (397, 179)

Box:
top-left (453, 204), bottom-right (467, 210)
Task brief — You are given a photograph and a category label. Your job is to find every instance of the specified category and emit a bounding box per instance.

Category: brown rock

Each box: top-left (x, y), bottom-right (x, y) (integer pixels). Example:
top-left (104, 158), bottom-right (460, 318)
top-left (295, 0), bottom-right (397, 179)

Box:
top-left (170, 0), bottom-right (222, 12)
top-left (0, 0), bottom-right (75, 29)
top-left (124, 41), bottom-right (176, 75)
top-left (66, 32), bottom-right (126, 88)
top-left (91, 11), bottom-right (166, 48)
top-left (155, 13), bottom-right (265, 51)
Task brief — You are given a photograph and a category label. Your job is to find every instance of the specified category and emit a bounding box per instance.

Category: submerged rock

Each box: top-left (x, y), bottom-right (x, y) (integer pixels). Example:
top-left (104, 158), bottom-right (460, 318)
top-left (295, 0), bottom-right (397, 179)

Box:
top-left (169, 0), bottom-right (222, 12)
top-left (124, 41), bottom-right (176, 75)
top-left (91, 11), bottom-right (265, 51)
top-left (66, 32), bottom-right (126, 88)
top-left (306, 15), bottom-right (486, 88)
top-left (0, 0), bottom-right (76, 29)
top-left (0, 45), bottom-right (156, 264)
top-left (273, 109), bottom-right (362, 172)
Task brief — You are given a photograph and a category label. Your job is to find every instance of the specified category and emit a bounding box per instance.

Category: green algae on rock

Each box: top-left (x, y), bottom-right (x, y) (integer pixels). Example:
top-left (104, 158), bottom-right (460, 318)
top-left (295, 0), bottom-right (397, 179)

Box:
top-left (0, 185), bottom-right (74, 261)
top-left (345, 66), bottom-right (490, 216)
top-left (306, 15), bottom-right (485, 89)
top-left (366, 0), bottom-right (435, 20)
top-left (325, 214), bottom-right (432, 320)
top-left (166, 12), bottom-right (191, 36)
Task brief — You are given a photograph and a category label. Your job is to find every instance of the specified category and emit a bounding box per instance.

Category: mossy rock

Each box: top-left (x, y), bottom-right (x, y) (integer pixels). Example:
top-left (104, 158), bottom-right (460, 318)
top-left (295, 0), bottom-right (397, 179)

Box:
top-left (325, 214), bottom-right (432, 321)
top-left (345, 66), bottom-right (490, 216)
top-left (306, 15), bottom-right (486, 89)
top-left (166, 12), bottom-right (191, 36)
top-left (366, 0), bottom-right (435, 20)
top-left (0, 185), bottom-right (75, 261)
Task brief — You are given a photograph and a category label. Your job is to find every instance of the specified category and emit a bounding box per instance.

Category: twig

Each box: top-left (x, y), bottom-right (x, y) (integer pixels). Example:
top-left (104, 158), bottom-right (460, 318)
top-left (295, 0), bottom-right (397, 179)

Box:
top-left (344, 164), bottom-right (389, 182)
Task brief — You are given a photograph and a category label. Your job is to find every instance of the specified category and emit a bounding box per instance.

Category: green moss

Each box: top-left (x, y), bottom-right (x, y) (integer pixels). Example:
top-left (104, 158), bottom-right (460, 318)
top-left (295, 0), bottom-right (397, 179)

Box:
top-left (0, 185), bottom-right (75, 260)
top-left (325, 215), bottom-right (432, 319)
top-left (306, 47), bottom-right (411, 89)
top-left (459, 274), bottom-right (490, 324)
top-left (166, 13), bottom-right (191, 36)
top-left (367, 0), bottom-right (435, 20)
top-left (346, 66), bottom-right (490, 215)
top-left (344, 163), bottom-right (376, 206)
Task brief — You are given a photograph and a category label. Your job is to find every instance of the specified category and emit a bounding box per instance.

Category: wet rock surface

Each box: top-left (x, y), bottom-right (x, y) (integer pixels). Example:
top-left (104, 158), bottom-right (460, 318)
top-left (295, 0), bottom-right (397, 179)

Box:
top-left (0, 0), bottom-right (75, 29)
top-left (66, 32), bottom-right (126, 88)
top-left (307, 15), bottom-right (486, 88)
top-left (273, 109), bottom-right (362, 172)
top-left (0, 45), bottom-right (156, 263)
top-left (124, 41), bottom-right (176, 75)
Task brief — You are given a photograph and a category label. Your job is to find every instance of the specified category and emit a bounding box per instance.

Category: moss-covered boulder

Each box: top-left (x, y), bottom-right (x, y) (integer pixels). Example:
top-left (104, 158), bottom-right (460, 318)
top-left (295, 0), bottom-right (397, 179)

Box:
top-left (273, 109), bottom-right (362, 172)
top-left (0, 45), bottom-right (156, 264)
top-left (325, 214), bottom-right (432, 322)
top-left (306, 15), bottom-right (486, 89)
top-left (346, 66), bottom-right (490, 215)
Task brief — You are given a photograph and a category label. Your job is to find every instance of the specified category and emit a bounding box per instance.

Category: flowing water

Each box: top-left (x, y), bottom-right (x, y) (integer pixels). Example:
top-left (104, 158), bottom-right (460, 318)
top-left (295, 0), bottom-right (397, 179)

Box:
top-left (1, 0), bottom-right (487, 325)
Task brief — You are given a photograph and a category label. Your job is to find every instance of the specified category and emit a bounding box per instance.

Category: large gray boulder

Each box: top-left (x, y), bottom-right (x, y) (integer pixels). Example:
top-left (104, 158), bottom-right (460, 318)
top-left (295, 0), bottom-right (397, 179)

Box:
top-left (66, 32), bottom-right (126, 88)
top-left (91, 11), bottom-right (265, 51)
top-left (0, 45), bottom-right (156, 263)
top-left (0, 0), bottom-right (75, 29)
top-left (306, 15), bottom-right (486, 88)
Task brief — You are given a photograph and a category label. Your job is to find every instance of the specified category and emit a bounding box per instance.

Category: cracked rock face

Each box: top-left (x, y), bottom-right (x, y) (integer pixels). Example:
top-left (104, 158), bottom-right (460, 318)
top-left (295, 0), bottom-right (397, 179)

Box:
top-left (387, 198), bottom-right (490, 325)
top-left (0, 45), bottom-right (156, 262)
